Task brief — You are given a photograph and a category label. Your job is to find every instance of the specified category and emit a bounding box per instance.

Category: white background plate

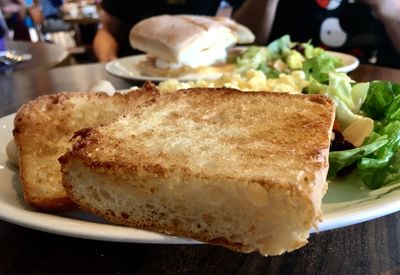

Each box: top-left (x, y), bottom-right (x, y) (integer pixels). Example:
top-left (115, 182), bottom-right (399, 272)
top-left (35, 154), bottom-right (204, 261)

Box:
top-left (105, 51), bottom-right (359, 82)
top-left (105, 54), bottom-right (224, 82)
top-left (327, 51), bottom-right (360, 73)
top-left (1, 113), bottom-right (399, 242)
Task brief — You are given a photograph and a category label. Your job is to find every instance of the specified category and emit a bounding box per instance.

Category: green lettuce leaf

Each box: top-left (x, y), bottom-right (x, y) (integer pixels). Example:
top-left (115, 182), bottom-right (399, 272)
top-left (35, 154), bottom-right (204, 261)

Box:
top-left (329, 133), bottom-right (388, 178)
top-left (324, 72), bottom-right (369, 128)
top-left (331, 91), bottom-right (400, 190)
top-left (266, 34), bottom-right (291, 60)
top-left (304, 76), bottom-right (328, 94)
top-left (236, 46), bottom-right (268, 73)
top-left (361, 81), bottom-right (396, 120)
top-left (303, 52), bottom-right (342, 83)
top-left (358, 121), bottom-right (400, 189)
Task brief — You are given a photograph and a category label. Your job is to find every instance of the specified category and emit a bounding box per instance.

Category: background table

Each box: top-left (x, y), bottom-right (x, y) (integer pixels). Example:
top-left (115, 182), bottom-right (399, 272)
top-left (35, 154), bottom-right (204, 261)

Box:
top-left (1, 63), bottom-right (400, 274)
top-left (3, 40), bottom-right (70, 71)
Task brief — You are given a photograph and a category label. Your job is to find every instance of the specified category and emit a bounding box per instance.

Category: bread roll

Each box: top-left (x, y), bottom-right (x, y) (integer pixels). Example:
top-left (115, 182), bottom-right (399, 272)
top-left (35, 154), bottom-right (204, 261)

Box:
top-left (129, 15), bottom-right (255, 78)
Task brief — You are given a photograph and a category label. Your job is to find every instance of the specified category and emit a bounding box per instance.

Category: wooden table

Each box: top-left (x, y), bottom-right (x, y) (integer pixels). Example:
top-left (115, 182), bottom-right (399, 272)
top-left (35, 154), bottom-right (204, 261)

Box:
top-left (2, 40), bottom-right (70, 71)
top-left (1, 63), bottom-right (400, 274)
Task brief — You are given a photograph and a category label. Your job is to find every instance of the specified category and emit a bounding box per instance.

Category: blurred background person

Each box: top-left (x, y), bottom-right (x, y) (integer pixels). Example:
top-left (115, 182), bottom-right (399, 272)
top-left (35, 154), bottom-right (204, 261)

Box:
top-left (40, 0), bottom-right (62, 19)
top-left (233, 0), bottom-right (400, 68)
top-left (93, 0), bottom-right (244, 62)
top-left (39, 0), bottom-right (70, 33)
top-left (0, 0), bottom-right (30, 40)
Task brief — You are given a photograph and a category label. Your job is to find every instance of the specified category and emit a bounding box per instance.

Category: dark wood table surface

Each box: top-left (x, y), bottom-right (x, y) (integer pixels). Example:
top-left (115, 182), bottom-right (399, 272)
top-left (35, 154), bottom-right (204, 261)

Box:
top-left (1, 63), bottom-right (400, 274)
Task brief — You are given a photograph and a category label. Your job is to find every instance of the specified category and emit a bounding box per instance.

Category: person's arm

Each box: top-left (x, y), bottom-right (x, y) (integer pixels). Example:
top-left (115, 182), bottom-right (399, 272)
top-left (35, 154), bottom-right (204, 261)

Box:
top-left (231, 0), bottom-right (280, 45)
top-left (358, 0), bottom-right (400, 54)
top-left (27, 3), bottom-right (43, 27)
top-left (93, 10), bottom-right (120, 62)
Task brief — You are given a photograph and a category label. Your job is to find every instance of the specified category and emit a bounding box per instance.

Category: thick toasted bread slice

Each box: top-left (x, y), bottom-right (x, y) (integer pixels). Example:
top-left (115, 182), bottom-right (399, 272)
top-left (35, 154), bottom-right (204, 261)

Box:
top-left (60, 88), bottom-right (335, 255)
top-left (13, 83), bottom-right (159, 210)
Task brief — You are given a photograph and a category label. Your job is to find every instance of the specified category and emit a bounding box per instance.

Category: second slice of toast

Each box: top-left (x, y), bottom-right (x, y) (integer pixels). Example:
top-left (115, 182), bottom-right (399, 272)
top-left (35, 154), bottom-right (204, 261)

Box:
top-left (13, 83), bottom-right (159, 210)
top-left (60, 88), bottom-right (335, 255)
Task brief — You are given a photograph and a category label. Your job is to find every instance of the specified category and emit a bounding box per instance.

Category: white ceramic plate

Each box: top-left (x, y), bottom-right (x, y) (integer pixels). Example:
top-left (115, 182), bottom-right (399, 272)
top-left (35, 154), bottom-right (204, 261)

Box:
top-left (105, 50), bottom-right (359, 82)
top-left (1, 113), bottom-right (399, 242)
top-left (0, 114), bottom-right (196, 244)
top-left (327, 51), bottom-right (360, 73)
top-left (105, 55), bottom-right (225, 82)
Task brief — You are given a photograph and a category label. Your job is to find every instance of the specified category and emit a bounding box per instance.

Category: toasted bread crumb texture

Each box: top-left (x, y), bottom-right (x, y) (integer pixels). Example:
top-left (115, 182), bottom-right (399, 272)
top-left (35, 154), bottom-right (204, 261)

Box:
top-left (13, 85), bottom-right (158, 210)
top-left (62, 88), bottom-right (335, 255)
top-left (63, 160), bottom-right (314, 255)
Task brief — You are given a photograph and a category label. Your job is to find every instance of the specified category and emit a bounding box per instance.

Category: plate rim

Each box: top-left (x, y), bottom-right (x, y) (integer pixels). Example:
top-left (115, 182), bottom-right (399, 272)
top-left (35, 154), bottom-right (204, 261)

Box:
top-left (1, 112), bottom-right (399, 243)
top-left (326, 50), bottom-right (360, 73)
top-left (105, 49), bottom-right (360, 82)
top-left (105, 54), bottom-right (169, 82)
top-left (0, 113), bottom-right (198, 244)
top-left (105, 55), bottom-right (224, 82)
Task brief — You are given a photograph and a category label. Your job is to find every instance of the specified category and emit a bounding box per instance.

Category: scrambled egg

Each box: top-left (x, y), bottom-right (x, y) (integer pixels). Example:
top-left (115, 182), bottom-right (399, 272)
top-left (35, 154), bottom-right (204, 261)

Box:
top-left (158, 69), bottom-right (308, 94)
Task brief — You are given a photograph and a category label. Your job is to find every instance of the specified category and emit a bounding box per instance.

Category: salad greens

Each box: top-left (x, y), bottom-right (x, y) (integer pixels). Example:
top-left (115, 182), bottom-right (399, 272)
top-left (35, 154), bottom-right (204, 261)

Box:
top-left (303, 52), bottom-right (342, 83)
top-left (361, 81), bottom-right (400, 120)
top-left (235, 34), bottom-right (342, 79)
top-left (324, 72), bottom-right (369, 129)
top-left (314, 74), bottom-right (400, 189)
top-left (357, 82), bottom-right (400, 189)
top-left (235, 34), bottom-right (400, 190)
top-left (328, 133), bottom-right (388, 179)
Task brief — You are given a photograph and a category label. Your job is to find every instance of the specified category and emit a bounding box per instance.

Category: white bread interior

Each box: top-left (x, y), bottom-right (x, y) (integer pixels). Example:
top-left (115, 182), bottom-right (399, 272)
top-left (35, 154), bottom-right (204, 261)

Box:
top-left (201, 15), bottom-right (255, 44)
top-left (61, 88), bottom-right (335, 256)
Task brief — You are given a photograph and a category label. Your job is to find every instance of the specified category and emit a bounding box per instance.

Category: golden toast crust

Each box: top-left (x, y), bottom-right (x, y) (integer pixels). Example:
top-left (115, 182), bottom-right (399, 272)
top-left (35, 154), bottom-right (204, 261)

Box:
top-left (63, 88), bottom-right (334, 188)
top-left (60, 88), bottom-right (335, 255)
top-left (13, 83), bottom-right (159, 210)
